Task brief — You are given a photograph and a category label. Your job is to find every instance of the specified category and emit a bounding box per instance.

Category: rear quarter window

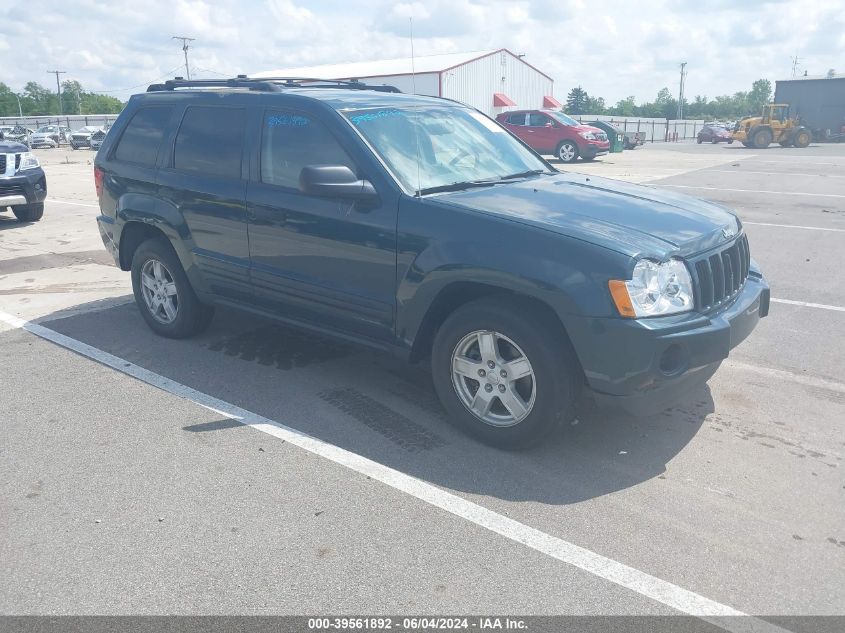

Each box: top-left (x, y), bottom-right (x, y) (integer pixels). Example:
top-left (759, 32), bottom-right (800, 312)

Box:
top-left (173, 106), bottom-right (246, 178)
top-left (113, 106), bottom-right (173, 166)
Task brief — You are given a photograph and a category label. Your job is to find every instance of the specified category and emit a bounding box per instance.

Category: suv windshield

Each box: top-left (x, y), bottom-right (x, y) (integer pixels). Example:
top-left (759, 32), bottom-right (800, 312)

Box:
top-left (343, 106), bottom-right (549, 195)
top-left (547, 111), bottom-right (580, 126)
top-left (36, 126), bottom-right (57, 133)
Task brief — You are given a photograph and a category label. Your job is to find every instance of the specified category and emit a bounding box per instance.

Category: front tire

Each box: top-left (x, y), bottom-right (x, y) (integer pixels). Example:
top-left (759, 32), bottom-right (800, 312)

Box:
top-left (751, 127), bottom-right (773, 149)
top-left (12, 203), bottom-right (44, 222)
top-left (556, 141), bottom-right (578, 163)
top-left (792, 127), bottom-right (811, 148)
top-left (131, 237), bottom-right (214, 338)
top-left (431, 297), bottom-right (578, 449)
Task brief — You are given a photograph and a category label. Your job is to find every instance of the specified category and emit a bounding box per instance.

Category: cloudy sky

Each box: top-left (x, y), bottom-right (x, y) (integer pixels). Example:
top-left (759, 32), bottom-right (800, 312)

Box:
top-left (2, 0), bottom-right (842, 104)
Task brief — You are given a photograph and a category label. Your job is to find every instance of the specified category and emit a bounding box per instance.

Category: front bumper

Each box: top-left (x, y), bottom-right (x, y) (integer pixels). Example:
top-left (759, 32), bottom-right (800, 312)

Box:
top-left (570, 268), bottom-right (770, 417)
top-left (0, 168), bottom-right (47, 208)
top-left (582, 142), bottom-right (610, 158)
top-left (30, 137), bottom-right (57, 148)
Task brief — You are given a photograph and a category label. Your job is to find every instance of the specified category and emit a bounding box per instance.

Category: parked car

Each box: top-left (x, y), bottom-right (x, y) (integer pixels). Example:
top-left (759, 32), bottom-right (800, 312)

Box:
top-left (89, 129), bottom-right (107, 151)
top-left (496, 109), bottom-right (610, 163)
top-left (0, 137), bottom-right (47, 221)
top-left (70, 126), bottom-right (103, 149)
top-left (30, 125), bottom-right (71, 148)
top-left (697, 125), bottom-right (733, 144)
top-left (95, 77), bottom-right (769, 448)
top-left (3, 125), bottom-right (34, 147)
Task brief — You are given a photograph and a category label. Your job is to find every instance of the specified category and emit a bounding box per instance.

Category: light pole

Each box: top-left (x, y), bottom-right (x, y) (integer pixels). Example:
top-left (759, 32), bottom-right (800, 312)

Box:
top-left (47, 70), bottom-right (66, 115)
top-left (13, 92), bottom-right (23, 117)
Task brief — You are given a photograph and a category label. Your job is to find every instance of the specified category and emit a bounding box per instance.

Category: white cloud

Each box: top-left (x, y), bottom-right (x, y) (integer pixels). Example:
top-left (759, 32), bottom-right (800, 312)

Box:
top-left (0, 0), bottom-right (841, 106)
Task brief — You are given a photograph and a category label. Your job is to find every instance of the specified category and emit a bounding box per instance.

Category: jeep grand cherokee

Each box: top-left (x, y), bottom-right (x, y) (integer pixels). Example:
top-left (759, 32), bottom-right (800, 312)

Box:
top-left (94, 77), bottom-right (769, 448)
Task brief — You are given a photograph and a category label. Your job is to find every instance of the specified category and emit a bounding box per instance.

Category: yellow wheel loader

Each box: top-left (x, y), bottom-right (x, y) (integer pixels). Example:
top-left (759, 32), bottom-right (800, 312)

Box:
top-left (731, 104), bottom-right (812, 149)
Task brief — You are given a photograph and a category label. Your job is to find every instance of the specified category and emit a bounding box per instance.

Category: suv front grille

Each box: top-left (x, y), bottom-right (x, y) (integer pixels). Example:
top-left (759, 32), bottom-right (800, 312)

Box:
top-left (0, 184), bottom-right (25, 197)
top-left (0, 155), bottom-right (5, 173)
top-left (692, 235), bottom-right (750, 311)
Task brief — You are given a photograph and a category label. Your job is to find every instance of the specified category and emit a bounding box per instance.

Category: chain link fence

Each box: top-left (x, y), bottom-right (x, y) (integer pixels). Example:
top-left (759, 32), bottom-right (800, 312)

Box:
top-left (0, 114), bottom-right (120, 130)
top-left (573, 115), bottom-right (706, 142)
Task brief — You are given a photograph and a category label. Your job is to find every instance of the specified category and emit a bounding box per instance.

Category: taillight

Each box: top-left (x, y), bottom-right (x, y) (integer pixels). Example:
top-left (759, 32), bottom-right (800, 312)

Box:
top-left (94, 166), bottom-right (104, 198)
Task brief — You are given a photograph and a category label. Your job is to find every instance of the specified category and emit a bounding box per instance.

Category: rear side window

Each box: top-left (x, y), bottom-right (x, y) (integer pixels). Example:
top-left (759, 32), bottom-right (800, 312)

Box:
top-left (506, 113), bottom-right (526, 125)
top-left (527, 113), bottom-right (550, 127)
top-left (174, 106), bottom-right (246, 178)
top-left (260, 110), bottom-right (355, 189)
top-left (113, 106), bottom-right (173, 166)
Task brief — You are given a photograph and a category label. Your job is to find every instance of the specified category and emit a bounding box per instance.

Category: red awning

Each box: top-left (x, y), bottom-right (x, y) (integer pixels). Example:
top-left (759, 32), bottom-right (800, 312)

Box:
top-left (493, 93), bottom-right (517, 107)
top-left (543, 95), bottom-right (562, 108)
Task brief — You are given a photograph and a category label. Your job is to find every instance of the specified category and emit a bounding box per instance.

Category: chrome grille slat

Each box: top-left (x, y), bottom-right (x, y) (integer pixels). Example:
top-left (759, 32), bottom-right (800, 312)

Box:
top-left (693, 235), bottom-right (751, 311)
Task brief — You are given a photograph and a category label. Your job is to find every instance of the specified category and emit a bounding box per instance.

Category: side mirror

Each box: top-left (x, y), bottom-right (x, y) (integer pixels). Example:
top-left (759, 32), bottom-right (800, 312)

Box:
top-left (545, 121), bottom-right (554, 128)
top-left (299, 165), bottom-right (378, 203)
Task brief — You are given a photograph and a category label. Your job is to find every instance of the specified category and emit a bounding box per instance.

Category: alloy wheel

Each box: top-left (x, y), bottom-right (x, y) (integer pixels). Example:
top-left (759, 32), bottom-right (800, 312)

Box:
top-left (450, 330), bottom-right (536, 427)
top-left (140, 258), bottom-right (179, 324)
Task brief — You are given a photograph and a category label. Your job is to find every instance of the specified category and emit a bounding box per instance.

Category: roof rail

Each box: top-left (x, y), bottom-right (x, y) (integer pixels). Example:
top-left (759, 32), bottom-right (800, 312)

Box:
top-left (254, 77), bottom-right (402, 93)
top-left (146, 76), bottom-right (401, 93)
top-left (147, 78), bottom-right (282, 92)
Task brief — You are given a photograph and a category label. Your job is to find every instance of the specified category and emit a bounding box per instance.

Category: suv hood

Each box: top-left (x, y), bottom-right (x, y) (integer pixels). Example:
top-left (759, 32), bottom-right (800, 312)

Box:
top-left (0, 140), bottom-right (29, 152)
top-left (576, 124), bottom-right (604, 135)
top-left (435, 172), bottom-right (740, 259)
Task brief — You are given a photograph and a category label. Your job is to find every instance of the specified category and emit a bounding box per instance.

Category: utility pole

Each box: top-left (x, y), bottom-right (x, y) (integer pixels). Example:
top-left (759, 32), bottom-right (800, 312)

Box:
top-left (677, 62), bottom-right (687, 119)
top-left (791, 55), bottom-right (801, 77)
top-left (47, 70), bottom-right (66, 115)
top-left (172, 36), bottom-right (195, 80)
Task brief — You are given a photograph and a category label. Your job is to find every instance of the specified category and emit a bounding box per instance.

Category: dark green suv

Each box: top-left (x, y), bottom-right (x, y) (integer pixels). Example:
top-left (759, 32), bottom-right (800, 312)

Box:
top-left (94, 77), bottom-right (769, 448)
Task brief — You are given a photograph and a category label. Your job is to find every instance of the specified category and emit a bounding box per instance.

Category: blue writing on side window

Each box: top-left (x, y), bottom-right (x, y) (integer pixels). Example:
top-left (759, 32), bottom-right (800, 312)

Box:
top-left (350, 109), bottom-right (403, 125)
top-left (268, 115), bottom-right (310, 127)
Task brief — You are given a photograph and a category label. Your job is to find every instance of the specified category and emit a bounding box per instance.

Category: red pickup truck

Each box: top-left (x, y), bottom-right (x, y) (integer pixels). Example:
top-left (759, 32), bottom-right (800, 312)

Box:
top-left (496, 109), bottom-right (610, 163)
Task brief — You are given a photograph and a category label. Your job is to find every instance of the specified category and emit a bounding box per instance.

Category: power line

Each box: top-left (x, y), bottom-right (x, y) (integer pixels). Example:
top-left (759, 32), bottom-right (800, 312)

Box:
top-left (96, 63), bottom-right (188, 94)
top-left (172, 36), bottom-right (196, 80)
top-left (47, 70), bottom-right (66, 115)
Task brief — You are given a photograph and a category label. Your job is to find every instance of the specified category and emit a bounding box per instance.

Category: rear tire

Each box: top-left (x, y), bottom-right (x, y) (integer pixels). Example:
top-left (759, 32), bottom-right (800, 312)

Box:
top-left (12, 203), bottom-right (44, 222)
top-left (697, 136), bottom-right (702, 144)
top-left (431, 297), bottom-right (578, 449)
top-left (131, 237), bottom-right (214, 338)
top-left (792, 127), bottom-right (811, 148)
top-left (556, 141), bottom-right (579, 163)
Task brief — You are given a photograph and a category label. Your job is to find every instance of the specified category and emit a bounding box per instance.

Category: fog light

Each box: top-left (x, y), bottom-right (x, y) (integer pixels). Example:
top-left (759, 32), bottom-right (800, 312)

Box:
top-left (659, 344), bottom-right (688, 376)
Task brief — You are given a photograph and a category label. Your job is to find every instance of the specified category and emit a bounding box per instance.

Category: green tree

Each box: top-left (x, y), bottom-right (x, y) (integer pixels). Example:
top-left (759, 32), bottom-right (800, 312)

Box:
top-left (747, 79), bottom-right (772, 113)
top-left (612, 96), bottom-right (637, 116)
top-left (584, 95), bottom-right (606, 114)
top-left (565, 86), bottom-right (588, 114)
top-left (62, 79), bottom-right (84, 114)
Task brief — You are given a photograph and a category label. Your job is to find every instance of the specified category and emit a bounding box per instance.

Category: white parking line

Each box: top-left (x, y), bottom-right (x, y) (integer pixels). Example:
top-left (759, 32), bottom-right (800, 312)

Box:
top-left (0, 308), bottom-right (789, 633)
top-left (744, 222), bottom-right (845, 233)
top-left (706, 169), bottom-right (845, 178)
top-left (724, 359), bottom-right (845, 395)
top-left (657, 185), bottom-right (845, 198)
top-left (771, 298), bottom-right (845, 313)
top-left (47, 198), bottom-right (99, 208)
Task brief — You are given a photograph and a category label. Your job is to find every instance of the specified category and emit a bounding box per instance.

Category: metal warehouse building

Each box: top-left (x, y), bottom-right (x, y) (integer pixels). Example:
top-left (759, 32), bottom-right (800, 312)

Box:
top-left (255, 49), bottom-right (557, 117)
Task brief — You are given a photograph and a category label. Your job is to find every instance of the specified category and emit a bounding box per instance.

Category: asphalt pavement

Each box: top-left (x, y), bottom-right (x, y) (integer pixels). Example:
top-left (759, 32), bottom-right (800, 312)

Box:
top-left (1, 143), bottom-right (843, 624)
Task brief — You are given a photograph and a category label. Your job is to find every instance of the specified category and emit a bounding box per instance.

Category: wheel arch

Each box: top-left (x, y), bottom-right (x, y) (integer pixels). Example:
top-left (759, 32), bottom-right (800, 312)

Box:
top-left (408, 281), bottom-right (584, 383)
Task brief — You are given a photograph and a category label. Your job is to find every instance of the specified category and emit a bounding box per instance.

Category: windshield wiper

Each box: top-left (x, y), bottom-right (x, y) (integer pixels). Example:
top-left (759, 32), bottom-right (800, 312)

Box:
top-left (416, 179), bottom-right (500, 196)
top-left (499, 169), bottom-right (552, 180)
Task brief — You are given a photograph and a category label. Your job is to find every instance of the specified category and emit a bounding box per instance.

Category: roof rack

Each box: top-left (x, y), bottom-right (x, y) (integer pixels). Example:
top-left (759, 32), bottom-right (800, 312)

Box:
top-left (147, 75), bottom-right (401, 93)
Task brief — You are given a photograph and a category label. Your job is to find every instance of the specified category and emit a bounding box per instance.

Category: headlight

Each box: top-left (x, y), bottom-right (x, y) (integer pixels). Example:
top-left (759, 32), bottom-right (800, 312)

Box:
top-left (609, 258), bottom-right (694, 318)
top-left (578, 131), bottom-right (596, 140)
top-left (18, 152), bottom-right (40, 171)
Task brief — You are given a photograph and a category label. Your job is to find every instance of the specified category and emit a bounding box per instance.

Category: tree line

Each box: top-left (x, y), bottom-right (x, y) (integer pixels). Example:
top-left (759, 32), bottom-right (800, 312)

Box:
top-left (0, 80), bottom-right (124, 117)
top-left (564, 79), bottom-right (773, 120)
